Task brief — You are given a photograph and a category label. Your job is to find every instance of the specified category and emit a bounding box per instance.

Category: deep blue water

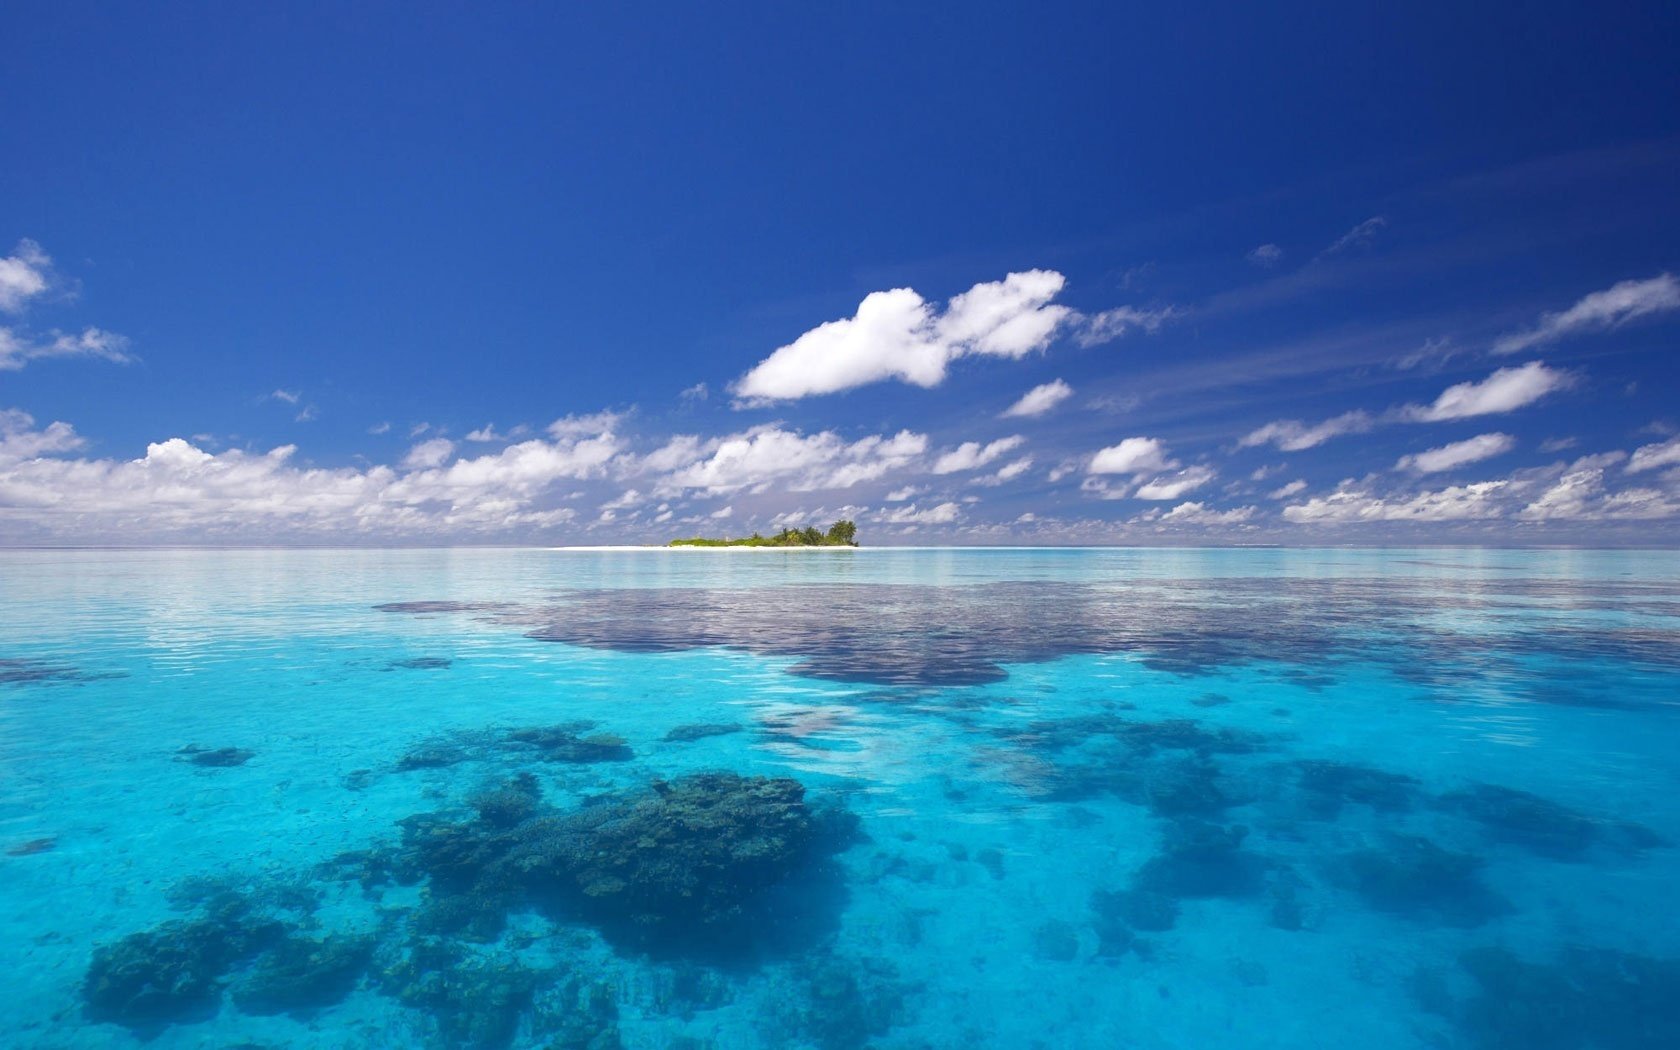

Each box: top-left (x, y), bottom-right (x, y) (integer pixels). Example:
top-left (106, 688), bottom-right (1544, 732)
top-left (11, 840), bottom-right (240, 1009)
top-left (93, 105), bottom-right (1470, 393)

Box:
top-left (2, 547), bottom-right (1678, 1048)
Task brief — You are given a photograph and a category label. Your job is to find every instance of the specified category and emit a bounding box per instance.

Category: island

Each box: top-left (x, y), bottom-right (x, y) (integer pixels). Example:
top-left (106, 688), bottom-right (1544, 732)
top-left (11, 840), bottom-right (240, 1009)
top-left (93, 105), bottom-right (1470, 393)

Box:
top-left (668, 519), bottom-right (858, 548)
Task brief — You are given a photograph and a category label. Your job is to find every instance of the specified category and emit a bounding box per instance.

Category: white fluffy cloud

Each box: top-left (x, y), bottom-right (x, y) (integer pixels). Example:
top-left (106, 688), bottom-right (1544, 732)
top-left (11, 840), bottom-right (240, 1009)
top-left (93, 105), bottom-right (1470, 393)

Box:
top-left (1001, 379), bottom-right (1073, 418)
top-left (877, 501), bottom-right (961, 525)
top-left (1089, 437), bottom-right (1176, 476)
top-left (1627, 434), bottom-right (1680, 474)
top-left (1284, 482), bottom-right (1509, 523)
top-left (1154, 501), bottom-right (1256, 524)
top-left (1239, 411), bottom-right (1374, 451)
top-left (1493, 273), bottom-right (1680, 355)
top-left (1402, 362), bottom-right (1571, 422)
top-left (402, 437), bottom-right (457, 470)
top-left (932, 435), bottom-right (1025, 474)
top-left (0, 240), bottom-right (52, 313)
top-left (1134, 465), bottom-right (1216, 500)
top-left (1395, 432), bottom-right (1516, 474)
top-left (654, 426), bottom-right (927, 495)
top-left (0, 409), bottom-right (86, 464)
top-left (1268, 479), bottom-right (1307, 499)
top-left (733, 271), bottom-right (1071, 402)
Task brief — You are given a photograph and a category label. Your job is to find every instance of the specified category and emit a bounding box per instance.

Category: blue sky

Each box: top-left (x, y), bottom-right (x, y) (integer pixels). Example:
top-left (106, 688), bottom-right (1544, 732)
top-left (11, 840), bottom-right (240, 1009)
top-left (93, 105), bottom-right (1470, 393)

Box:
top-left (3, 3), bottom-right (1679, 544)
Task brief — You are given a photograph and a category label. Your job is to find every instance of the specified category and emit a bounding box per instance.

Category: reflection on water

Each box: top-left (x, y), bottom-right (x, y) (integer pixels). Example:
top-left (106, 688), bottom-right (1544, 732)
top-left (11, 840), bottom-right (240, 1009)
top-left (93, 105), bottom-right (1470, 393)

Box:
top-left (2, 548), bottom-right (1679, 1048)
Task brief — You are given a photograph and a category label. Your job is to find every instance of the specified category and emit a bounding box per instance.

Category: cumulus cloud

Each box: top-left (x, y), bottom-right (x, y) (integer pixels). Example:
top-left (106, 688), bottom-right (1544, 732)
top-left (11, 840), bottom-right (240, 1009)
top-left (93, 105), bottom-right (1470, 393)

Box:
top-left (1268, 479), bottom-right (1307, 499)
top-left (1001, 379), bottom-right (1074, 418)
top-left (733, 271), bottom-right (1072, 402)
top-left (1134, 465), bottom-right (1217, 500)
top-left (654, 426), bottom-right (927, 496)
top-left (0, 240), bottom-right (53, 313)
top-left (932, 435), bottom-right (1025, 474)
top-left (402, 437), bottom-right (457, 470)
top-left (1627, 434), bottom-right (1680, 474)
top-left (1247, 244), bottom-right (1283, 268)
top-left (1402, 362), bottom-right (1572, 422)
top-left (1492, 273), bottom-right (1680, 355)
top-left (1395, 432), bottom-right (1516, 474)
top-left (1239, 411), bottom-right (1373, 451)
top-left (0, 326), bottom-right (132, 371)
top-left (465, 424), bottom-right (506, 443)
top-left (0, 409), bottom-right (86, 464)
top-left (1519, 468), bottom-right (1679, 521)
top-left (1284, 482), bottom-right (1509, 523)
top-left (877, 501), bottom-right (961, 525)
top-left (1153, 501), bottom-right (1256, 524)
top-left (1088, 437), bottom-right (1177, 476)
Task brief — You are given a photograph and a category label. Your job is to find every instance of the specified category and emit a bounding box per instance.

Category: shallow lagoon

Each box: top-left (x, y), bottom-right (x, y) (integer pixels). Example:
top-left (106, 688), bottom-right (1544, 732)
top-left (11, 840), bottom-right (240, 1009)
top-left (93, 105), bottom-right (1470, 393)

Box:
top-left (2, 547), bottom-right (1678, 1048)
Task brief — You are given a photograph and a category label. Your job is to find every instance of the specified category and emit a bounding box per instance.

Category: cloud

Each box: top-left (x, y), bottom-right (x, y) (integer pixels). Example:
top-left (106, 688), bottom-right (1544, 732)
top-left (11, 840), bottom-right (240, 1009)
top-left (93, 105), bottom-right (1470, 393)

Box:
top-left (1395, 432), bottom-right (1516, 474)
top-left (402, 437), bottom-right (457, 470)
top-left (270, 389), bottom-right (301, 405)
top-left (293, 404), bottom-right (318, 423)
top-left (1538, 436), bottom-right (1577, 453)
top-left (1492, 273), bottom-right (1680, 355)
top-left (990, 456), bottom-right (1034, 483)
top-left (1322, 216), bottom-right (1387, 255)
top-left (655, 426), bottom-right (927, 495)
top-left (1246, 244), bottom-right (1283, 268)
top-left (1001, 379), bottom-right (1074, 418)
top-left (932, 435), bottom-right (1025, 474)
top-left (877, 501), bottom-right (961, 525)
top-left (733, 271), bottom-right (1071, 402)
top-left (548, 410), bottom-right (624, 438)
top-left (465, 424), bottom-right (506, 443)
top-left (1154, 501), bottom-right (1256, 525)
top-left (709, 504), bottom-right (733, 519)
top-left (1519, 467), bottom-right (1679, 521)
top-left (1088, 437), bottom-right (1176, 476)
top-left (679, 382), bottom-right (709, 402)
top-left (1239, 411), bottom-right (1373, 451)
top-left (0, 409), bottom-right (86, 464)
top-left (1627, 434), bottom-right (1680, 474)
top-left (368, 421), bottom-right (392, 435)
top-left (1134, 465), bottom-right (1217, 500)
top-left (885, 485), bottom-right (920, 502)
top-left (1284, 481), bottom-right (1509, 523)
top-left (1402, 361), bottom-right (1572, 422)
top-left (1071, 305), bottom-right (1178, 347)
top-left (0, 326), bottom-right (132, 371)
top-left (1268, 479), bottom-right (1307, 499)
top-left (0, 240), bottom-right (53, 313)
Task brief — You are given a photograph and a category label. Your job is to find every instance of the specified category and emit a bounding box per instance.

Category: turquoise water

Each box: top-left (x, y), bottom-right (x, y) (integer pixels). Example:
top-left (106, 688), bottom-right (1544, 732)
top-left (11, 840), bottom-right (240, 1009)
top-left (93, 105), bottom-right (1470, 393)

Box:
top-left (2, 547), bottom-right (1678, 1049)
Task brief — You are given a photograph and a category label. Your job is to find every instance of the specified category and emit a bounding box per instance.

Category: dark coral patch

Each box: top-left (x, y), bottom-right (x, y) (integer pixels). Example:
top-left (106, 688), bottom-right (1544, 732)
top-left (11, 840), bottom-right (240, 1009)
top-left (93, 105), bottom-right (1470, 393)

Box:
top-left (1434, 782), bottom-right (1665, 860)
top-left (385, 656), bottom-right (453, 671)
top-left (1334, 834), bottom-right (1509, 927)
top-left (663, 722), bottom-right (743, 743)
top-left (230, 933), bottom-right (375, 1016)
top-left (177, 745), bottom-right (255, 768)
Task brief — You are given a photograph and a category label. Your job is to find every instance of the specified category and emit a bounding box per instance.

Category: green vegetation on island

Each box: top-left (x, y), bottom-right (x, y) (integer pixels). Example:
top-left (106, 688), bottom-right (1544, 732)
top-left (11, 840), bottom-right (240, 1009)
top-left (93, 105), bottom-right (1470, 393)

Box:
top-left (668, 519), bottom-right (858, 548)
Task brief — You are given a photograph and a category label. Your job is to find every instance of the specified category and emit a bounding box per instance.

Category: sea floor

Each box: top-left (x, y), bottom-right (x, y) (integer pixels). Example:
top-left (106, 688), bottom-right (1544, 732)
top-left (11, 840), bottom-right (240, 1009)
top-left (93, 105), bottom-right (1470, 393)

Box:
top-left (1, 547), bottom-right (1677, 1048)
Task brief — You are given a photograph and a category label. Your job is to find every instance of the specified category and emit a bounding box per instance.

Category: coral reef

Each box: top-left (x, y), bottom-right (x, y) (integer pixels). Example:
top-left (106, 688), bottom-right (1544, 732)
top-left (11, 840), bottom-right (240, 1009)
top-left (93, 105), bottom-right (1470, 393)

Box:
top-left (176, 745), bottom-right (255, 767)
top-left (1335, 834), bottom-right (1509, 927)
top-left (663, 723), bottom-right (743, 743)
top-left (1436, 782), bottom-right (1666, 860)
top-left (230, 933), bottom-right (374, 1015)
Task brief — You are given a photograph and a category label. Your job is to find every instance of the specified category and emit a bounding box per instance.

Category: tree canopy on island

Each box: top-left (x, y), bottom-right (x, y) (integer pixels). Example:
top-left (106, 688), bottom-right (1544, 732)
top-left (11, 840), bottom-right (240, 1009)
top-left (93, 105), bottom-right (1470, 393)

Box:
top-left (668, 519), bottom-right (858, 548)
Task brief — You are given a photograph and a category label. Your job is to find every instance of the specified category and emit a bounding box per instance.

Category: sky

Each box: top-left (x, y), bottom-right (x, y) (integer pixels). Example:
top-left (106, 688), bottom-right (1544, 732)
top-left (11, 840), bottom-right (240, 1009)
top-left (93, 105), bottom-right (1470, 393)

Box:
top-left (3, 2), bottom-right (1679, 546)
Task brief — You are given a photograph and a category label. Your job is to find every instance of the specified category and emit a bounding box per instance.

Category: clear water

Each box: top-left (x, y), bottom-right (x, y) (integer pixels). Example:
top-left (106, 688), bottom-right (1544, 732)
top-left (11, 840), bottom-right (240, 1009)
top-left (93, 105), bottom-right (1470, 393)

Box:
top-left (2, 547), bottom-right (1678, 1049)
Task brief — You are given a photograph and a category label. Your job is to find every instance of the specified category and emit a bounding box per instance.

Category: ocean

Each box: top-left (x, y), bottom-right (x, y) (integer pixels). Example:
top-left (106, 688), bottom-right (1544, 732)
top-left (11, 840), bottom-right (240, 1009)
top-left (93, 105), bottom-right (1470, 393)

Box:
top-left (1, 547), bottom-right (1677, 1048)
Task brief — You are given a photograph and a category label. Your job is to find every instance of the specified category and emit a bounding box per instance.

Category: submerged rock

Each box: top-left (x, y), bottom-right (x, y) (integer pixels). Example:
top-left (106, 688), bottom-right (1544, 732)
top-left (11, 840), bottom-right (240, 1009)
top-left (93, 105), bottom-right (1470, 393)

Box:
top-left (386, 656), bottom-right (453, 671)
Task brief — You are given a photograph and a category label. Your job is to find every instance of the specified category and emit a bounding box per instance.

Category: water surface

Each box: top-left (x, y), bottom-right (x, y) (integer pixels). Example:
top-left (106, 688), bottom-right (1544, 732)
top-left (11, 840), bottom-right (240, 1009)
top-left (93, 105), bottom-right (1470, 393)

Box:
top-left (2, 547), bottom-right (1678, 1048)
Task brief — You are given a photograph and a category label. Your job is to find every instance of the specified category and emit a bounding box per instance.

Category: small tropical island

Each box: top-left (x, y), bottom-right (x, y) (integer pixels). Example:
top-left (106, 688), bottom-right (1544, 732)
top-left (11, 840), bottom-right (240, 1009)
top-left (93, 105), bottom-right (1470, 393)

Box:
top-left (668, 519), bottom-right (858, 548)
